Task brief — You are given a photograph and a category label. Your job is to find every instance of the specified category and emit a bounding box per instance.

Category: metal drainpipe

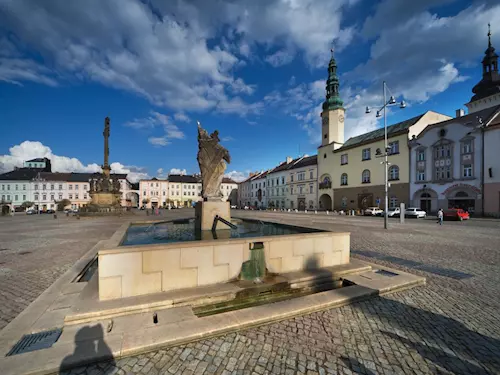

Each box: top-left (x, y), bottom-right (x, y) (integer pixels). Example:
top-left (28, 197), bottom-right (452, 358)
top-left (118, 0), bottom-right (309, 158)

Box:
top-left (481, 126), bottom-right (485, 216)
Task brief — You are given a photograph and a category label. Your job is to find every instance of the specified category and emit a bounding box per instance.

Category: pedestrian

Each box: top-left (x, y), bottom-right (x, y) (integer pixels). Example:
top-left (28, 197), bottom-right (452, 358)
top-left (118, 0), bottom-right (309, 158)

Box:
top-left (437, 208), bottom-right (443, 225)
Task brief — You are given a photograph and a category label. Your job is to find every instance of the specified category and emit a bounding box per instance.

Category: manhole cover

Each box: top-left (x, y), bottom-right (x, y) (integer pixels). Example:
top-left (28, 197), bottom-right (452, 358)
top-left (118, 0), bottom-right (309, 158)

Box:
top-left (7, 329), bottom-right (62, 356)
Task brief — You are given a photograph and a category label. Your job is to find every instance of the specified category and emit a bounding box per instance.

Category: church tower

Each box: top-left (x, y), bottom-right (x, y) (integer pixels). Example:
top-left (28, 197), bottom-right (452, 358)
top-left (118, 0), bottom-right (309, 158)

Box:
top-left (466, 24), bottom-right (500, 113)
top-left (321, 49), bottom-right (345, 148)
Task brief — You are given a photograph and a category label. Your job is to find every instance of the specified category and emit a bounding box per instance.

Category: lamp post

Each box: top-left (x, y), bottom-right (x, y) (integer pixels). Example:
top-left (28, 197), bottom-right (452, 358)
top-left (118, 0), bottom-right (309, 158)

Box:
top-left (365, 81), bottom-right (406, 229)
top-left (32, 172), bottom-right (45, 215)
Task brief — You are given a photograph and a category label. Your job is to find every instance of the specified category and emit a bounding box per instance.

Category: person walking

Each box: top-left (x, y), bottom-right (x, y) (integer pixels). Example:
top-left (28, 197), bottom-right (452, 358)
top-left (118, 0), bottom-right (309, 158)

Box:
top-left (437, 208), bottom-right (444, 225)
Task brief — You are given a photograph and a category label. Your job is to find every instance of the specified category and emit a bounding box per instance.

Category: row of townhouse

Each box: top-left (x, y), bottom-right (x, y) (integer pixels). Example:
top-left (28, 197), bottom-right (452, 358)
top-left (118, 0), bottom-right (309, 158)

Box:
top-left (237, 155), bottom-right (318, 210)
top-left (0, 166), bottom-right (133, 211)
top-left (316, 27), bottom-right (500, 216)
top-left (139, 174), bottom-right (238, 208)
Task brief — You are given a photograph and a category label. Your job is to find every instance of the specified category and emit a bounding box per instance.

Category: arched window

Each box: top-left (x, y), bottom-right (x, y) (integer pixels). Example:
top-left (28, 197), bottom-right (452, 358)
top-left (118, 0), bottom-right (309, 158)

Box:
top-left (389, 165), bottom-right (399, 180)
top-left (362, 169), bottom-right (371, 183)
top-left (341, 173), bottom-right (348, 186)
top-left (421, 193), bottom-right (431, 198)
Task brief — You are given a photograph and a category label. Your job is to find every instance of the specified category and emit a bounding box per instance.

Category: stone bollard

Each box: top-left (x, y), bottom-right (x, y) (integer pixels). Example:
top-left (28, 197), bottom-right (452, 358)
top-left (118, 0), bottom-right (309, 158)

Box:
top-left (315, 210), bottom-right (317, 214)
top-left (305, 209), bottom-right (307, 213)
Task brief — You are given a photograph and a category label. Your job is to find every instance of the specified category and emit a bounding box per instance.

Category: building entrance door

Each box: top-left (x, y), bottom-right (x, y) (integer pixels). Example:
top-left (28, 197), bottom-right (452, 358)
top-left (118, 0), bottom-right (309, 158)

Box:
top-left (298, 198), bottom-right (306, 211)
top-left (358, 193), bottom-right (373, 209)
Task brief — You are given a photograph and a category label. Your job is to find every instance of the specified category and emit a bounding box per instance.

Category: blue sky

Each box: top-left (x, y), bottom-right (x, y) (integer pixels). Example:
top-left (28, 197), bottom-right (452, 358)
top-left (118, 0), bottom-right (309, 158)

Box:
top-left (0, 0), bottom-right (499, 181)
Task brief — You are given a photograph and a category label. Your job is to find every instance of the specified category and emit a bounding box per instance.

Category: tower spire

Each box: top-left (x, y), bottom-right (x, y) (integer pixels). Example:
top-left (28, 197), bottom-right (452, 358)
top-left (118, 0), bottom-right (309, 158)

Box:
top-left (488, 22), bottom-right (492, 48)
top-left (322, 44), bottom-right (344, 111)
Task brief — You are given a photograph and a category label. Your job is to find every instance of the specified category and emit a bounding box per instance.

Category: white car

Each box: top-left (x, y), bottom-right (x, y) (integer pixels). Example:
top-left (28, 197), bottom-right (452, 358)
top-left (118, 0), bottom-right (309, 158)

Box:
top-left (405, 207), bottom-right (426, 218)
top-left (387, 207), bottom-right (401, 217)
top-left (364, 207), bottom-right (383, 216)
top-left (230, 205), bottom-right (237, 209)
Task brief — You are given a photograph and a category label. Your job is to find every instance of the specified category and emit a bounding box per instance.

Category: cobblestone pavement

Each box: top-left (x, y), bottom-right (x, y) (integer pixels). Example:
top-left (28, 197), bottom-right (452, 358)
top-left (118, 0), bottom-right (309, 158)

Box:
top-left (0, 214), bottom-right (128, 330)
top-left (8, 210), bottom-right (500, 375)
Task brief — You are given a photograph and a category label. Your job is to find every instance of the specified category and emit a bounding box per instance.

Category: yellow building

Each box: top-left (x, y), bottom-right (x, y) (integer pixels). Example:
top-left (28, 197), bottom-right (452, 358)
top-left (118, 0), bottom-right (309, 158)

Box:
top-left (316, 53), bottom-right (450, 210)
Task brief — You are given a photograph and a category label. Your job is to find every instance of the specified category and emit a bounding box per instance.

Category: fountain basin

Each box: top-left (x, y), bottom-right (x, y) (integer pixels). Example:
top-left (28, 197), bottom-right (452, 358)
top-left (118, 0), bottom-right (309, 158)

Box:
top-left (98, 218), bottom-right (350, 300)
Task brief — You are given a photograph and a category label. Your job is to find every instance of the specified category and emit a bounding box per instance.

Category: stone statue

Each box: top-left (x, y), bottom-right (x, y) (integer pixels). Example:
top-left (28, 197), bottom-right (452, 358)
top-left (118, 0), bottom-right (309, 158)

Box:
top-left (112, 179), bottom-right (121, 193)
top-left (196, 121), bottom-right (230, 201)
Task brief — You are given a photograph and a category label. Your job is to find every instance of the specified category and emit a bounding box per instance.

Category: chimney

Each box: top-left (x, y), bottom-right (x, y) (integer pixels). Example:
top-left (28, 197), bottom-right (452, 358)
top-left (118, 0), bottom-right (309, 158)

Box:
top-left (455, 109), bottom-right (465, 118)
top-left (286, 156), bottom-right (292, 164)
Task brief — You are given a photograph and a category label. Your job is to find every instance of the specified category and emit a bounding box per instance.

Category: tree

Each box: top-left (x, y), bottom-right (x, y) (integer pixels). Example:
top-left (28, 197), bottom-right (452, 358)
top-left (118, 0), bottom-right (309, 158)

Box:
top-left (56, 199), bottom-right (71, 211)
top-left (21, 201), bottom-right (34, 209)
top-left (142, 198), bottom-right (150, 205)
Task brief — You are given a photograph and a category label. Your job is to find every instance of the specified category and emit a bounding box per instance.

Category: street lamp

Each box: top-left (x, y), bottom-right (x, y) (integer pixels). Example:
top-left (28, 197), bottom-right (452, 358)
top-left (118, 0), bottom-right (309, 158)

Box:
top-left (365, 81), bottom-right (406, 229)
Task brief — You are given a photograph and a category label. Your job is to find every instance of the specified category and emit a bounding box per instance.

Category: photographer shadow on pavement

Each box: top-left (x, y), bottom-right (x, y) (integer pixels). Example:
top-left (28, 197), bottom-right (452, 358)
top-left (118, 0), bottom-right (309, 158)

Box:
top-left (59, 324), bottom-right (116, 374)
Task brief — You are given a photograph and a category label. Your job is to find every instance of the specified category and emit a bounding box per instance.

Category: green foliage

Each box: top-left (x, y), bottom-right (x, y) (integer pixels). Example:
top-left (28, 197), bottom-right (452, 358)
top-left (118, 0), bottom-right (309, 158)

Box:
top-left (57, 199), bottom-right (71, 211)
top-left (21, 201), bottom-right (34, 209)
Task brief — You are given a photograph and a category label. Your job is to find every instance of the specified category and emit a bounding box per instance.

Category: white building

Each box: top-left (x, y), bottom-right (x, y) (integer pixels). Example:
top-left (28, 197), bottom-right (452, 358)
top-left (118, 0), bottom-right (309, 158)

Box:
top-left (286, 155), bottom-right (318, 210)
top-left (265, 158), bottom-right (293, 210)
top-left (139, 174), bottom-right (238, 209)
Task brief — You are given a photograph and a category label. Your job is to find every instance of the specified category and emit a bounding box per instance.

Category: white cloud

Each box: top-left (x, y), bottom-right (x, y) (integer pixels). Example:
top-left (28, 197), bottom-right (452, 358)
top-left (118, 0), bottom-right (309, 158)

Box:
top-left (265, 49), bottom-right (296, 67)
top-left (173, 112), bottom-right (190, 123)
top-left (224, 170), bottom-right (246, 182)
top-left (0, 141), bottom-right (149, 182)
top-left (169, 168), bottom-right (187, 175)
top-left (148, 137), bottom-right (170, 147)
top-left (221, 136), bottom-right (234, 142)
top-left (127, 111), bottom-right (185, 146)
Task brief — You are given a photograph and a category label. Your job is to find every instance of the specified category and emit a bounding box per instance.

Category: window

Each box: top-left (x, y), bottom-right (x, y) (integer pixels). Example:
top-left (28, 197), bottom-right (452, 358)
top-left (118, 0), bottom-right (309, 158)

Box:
top-left (150, 183), bottom-right (153, 187)
top-left (15, 184), bottom-right (18, 190)
top-left (69, 194), bottom-right (73, 199)
top-left (75, 194), bottom-right (79, 199)
top-left (15, 195), bottom-right (18, 201)
top-left (341, 197), bottom-right (347, 207)
top-left (309, 185), bottom-right (313, 194)
top-left (309, 170), bottom-right (313, 179)
top-left (341, 154), bottom-right (348, 165)
top-left (75, 184), bottom-right (79, 190)
top-left (7, 195), bottom-right (10, 201)
top-left (390, 196), bottom-right (398, 209)
top-left (23, 184), bottom-right (26, 190)
top-left (417, 150), bottom-right (425, 161)
top-left (69, 184), bottom-right (73, 190)
top-left (435, 166), bottom-right (451, 180)
top-left (59, 184), bottom-right (63, 190)
top-left (50, 184), bottom-right (54, 190)
top-left (34, 194), bottom-right (39, 201)
top-left (276, 178), bottom-right (279, 186)
top-left (461, 140), bottom-right (473, 154)
top-left (290, 174), bottom-right (294, 182)
top-left (362, 148), bottom-right (371, 160)
top-left (324, 153), bottom-right (327, 159)
top-left (50, 194), bottom-right (54, 201)
top-left (23, 195), bottom-right (26, 200)
top-left (462, 164), bottom-right (472, 177)
top-left (298, 172), bottom-right (305, 181)
top-left (156, 183), bottom-right (159, 187)
top-left (84, 194), bottom-right (87, 200)
top-left (362, 170), bottom-right (371, 183)
top-left (35, 184), bottom-right (38, 190)
top-left (389, 141), bottom-right (399, 154)
top-left (58, 193), bottom-right (63, 200)
top-left (163, 191), bottom-right (166, 196)
top-left (417, 172), bottom-right (425, 181)
top-left (389, 165), bottom-right (399, 180)
top-left (143, 191), bottom-right (146, 196)
top-left (282, 188), bottom-right (285, 195)
top-left (1, 184), bottom-right (3, 190)
top-left (341, 173), bottom-right (348, 186)
top-left (83, 184), bottom-right (87, 190)
top-left (281, 177), bottom-right (285, 185)
top-left (43, 184), bottom-right (46, 190)
top-left (299, 186), bottom-right (303, 194)
top-left (42, 194), bottom-right (47, 200)
top-left (291, 187), bottom-right (294, 195)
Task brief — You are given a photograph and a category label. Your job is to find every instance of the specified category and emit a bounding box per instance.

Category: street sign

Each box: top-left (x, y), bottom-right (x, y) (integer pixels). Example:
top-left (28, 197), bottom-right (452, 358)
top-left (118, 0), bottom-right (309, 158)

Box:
top-left (376, 198), bottom-right (380, 205)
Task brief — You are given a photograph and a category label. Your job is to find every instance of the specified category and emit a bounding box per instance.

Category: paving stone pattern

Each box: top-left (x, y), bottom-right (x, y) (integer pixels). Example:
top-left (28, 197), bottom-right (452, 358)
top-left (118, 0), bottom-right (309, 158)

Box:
top-left (6, 211), bottom-right (500, 375)
top-left (0, 214), bottom-right (126, 330)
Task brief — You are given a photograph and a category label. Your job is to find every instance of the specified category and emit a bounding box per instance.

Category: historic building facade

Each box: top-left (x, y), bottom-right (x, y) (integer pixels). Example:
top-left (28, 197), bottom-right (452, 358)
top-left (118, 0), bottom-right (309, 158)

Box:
top-left (409, 27), bottom-right (500, 216)
top-left (316, 52), bottom-right (450, 211)
top-left (286, 155), bottom-right (318, 210)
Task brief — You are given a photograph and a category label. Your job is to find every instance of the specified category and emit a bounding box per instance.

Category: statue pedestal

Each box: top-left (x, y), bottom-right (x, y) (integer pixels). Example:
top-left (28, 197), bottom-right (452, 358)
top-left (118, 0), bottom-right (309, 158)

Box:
top-left (91, 193), bottom-right (121, 206)
top-left (195, 201), bottom-right (231, 231)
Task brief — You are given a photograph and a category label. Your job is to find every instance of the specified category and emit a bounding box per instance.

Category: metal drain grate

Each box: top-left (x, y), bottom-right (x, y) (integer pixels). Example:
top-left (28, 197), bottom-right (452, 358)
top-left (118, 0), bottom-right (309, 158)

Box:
top-left (7, 329), bottom-right (62, 356)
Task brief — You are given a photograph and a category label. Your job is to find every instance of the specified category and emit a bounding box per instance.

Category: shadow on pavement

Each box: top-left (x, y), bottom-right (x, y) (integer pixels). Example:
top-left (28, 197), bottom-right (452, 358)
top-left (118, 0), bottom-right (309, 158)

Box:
top-left (59, 325), bottom-right (116, 374)
top-left (360, 296), bottom-right (500, 375)
top-left (340, 356), bottom-right (376, 375)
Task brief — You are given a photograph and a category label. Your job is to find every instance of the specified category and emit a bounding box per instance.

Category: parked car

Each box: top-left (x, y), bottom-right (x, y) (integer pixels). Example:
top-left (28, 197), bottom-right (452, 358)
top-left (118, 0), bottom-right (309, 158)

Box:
top-left (405, 207), bottom-right (427, 218)
top-left (230, 205), bottom-right (237, 209)
top-left (46, 209), bottom-right (55, 214)
top-left (387, 207), bottom-right (401, 217)
top-left (364, 207), bottom-right (383, 216)
top-left (26, 209), bottom-right (36, 215)
top-left (443, 208), bottom-right (470, 221)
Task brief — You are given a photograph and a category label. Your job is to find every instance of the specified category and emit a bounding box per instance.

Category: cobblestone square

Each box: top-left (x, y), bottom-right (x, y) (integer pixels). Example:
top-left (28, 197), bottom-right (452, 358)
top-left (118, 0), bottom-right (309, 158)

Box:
top-left (2, 211), bottom-right (500, 374)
